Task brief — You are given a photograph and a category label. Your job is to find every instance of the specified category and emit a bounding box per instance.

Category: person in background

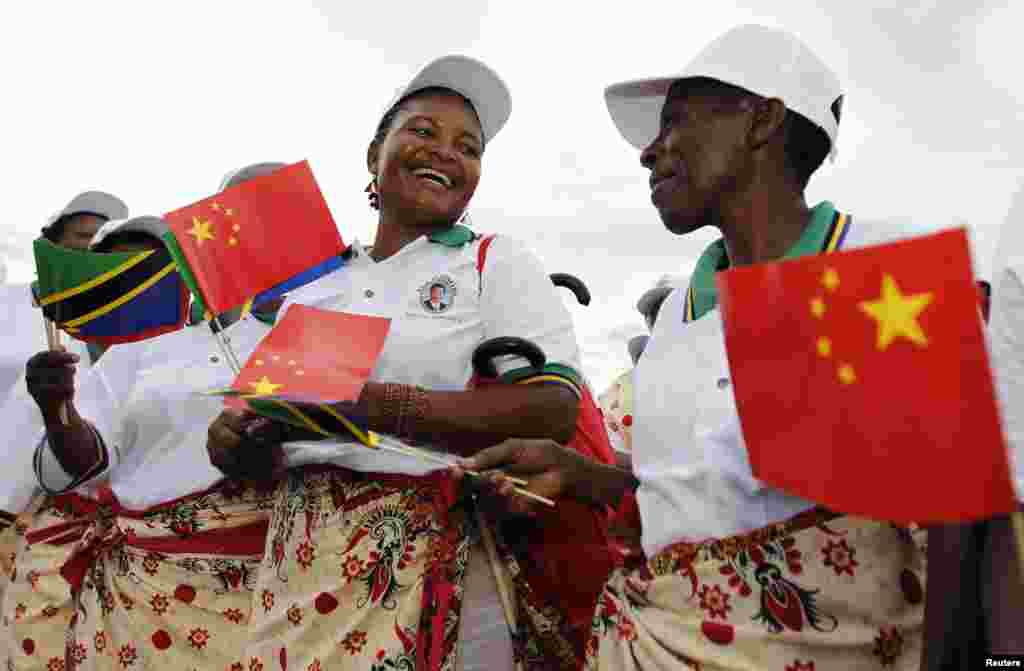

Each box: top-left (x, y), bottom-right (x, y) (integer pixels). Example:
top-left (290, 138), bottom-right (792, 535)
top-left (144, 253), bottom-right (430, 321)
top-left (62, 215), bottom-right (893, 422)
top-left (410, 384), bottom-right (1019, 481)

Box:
top-left (599, 274), bottom-right (687, 454)
top-left (458, 24), bottom-right (940, 670)
top-left (922, 273), bottom-right (1021, 668)
top-left (1, 212), bottom-right (277, 671)
top-left (1, 192), bottom-right (129, 664)
top-left (41, 191), bottom-right (129, 252)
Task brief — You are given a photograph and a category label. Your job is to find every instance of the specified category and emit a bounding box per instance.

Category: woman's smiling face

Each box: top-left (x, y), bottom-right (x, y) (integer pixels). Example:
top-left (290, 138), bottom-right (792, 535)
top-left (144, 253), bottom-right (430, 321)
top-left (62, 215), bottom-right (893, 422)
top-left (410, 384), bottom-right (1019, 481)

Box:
top-left (370, 90), bottom-right (484, 228)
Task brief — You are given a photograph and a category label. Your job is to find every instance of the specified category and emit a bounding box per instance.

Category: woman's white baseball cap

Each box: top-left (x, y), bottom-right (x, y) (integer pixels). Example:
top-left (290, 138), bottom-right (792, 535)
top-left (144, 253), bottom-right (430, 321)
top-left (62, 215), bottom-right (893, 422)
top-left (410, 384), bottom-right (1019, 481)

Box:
top-left (384, 55), bottom-right (511, 145)
top-left (90, 216), bottom-right (169, 251)
top-left (605, 25), bottom-right (843, 159)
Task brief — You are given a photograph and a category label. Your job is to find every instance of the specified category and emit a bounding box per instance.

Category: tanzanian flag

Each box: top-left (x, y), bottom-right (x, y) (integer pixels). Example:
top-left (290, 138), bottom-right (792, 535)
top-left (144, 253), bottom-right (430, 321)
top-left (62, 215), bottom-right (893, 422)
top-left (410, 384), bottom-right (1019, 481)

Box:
top-left (33, 237), bottom-right (189, 344)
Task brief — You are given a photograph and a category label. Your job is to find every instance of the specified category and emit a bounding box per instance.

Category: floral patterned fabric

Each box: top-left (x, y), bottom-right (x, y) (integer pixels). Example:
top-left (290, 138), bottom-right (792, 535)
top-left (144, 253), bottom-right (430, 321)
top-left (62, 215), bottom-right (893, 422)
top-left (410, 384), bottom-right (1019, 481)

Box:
top-left (243, 466), bottom-right (584, 671)
top-left (586, 510), bottom-right (927, 670)
top-left (2, 481), bottom-right (275, 671)
top-left (2, 507), bottom-right (22, 671)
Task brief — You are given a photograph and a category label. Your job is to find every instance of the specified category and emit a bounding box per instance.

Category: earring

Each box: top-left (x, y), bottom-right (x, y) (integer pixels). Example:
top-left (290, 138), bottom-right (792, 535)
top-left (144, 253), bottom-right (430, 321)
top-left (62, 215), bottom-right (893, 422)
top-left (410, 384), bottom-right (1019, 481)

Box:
top-left (459, 210), bottom-right (472, 226)
top-left (365, 178), bottom-right (380, 211)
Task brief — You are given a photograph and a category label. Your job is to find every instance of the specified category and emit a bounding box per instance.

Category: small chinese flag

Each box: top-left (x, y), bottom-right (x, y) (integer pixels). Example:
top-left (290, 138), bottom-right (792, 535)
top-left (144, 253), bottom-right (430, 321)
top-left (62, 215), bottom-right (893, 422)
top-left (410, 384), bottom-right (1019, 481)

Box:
top-left (231, 305), bottom-right (390, 403)
top-left (218, 305), bottom-right (391, 442)
top-left (163, 161), bottom-right (345, 316)
top-left (718, 228), bottom-right (1017, 523)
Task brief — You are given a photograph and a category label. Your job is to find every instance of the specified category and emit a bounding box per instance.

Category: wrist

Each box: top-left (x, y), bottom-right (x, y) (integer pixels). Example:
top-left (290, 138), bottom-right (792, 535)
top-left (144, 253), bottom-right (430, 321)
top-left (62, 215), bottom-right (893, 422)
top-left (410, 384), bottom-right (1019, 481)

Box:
top-left (571, 461), bottom-right (637, 507)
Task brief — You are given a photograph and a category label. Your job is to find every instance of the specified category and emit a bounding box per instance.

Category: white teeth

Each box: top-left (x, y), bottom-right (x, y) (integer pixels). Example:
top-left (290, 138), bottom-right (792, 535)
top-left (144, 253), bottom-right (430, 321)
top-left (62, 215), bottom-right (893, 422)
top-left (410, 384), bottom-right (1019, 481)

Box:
top-left (412, 168), bottom-right (452, 188)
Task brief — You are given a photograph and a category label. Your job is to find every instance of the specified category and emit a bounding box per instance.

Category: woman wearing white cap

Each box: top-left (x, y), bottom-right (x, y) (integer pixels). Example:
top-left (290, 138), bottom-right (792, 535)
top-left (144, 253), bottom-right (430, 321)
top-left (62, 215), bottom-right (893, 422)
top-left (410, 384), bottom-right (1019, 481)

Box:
top-left (205, 56), bottom-right (616, 671)
top-left (458, 25), bottom-right (943, 670)
top-left (1, 212), bottom-right (281, 671)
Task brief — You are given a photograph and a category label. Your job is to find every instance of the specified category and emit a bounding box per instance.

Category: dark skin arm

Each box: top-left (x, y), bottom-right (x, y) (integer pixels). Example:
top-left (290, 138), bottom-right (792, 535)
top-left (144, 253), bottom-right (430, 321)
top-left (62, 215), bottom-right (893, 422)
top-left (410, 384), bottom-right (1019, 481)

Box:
top-left (982, 507), bottom-right (1024, 654)
top-left (208, 384), bottom-right (579, 479)
top-left (922, 507), bottom-right (1024, 668)
top-left (339, 381), bottom-right (579, 454)
top-left (25, 350), bottom-right (101, 479)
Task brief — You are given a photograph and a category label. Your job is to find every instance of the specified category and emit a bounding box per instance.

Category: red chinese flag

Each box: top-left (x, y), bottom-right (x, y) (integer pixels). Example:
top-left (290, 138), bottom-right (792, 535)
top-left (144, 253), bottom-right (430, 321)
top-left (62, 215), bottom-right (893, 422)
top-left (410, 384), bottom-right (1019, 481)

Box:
top-left (718, 228), bottom-right (1016, 523)
top-left (231, 305), bottom-right (391, 405)
top-left (164, 161), bottom-right (344, 315)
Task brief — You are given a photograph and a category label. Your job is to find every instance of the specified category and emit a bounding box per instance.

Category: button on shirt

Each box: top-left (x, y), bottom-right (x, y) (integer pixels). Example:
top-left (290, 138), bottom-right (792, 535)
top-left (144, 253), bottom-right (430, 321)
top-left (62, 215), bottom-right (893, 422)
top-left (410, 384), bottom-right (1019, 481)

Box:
top-left (633, 205), bottom-right (940, 557)
top-left (20, 317), bottom-right (272, 510)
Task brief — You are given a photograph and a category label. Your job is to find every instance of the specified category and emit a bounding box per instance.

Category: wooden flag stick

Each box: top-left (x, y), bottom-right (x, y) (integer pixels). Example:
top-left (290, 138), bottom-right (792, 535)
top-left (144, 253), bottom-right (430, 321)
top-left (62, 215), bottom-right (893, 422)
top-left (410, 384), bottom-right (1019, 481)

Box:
top-left (42, 317), bottom-right (69, 426)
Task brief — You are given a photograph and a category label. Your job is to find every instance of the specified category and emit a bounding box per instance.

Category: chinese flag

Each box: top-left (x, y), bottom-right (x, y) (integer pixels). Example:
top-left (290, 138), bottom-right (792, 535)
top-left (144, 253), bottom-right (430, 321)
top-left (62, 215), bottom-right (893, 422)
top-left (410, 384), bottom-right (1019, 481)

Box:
top-left (163, 161), bottom-right (345, 316)
top-left (230, 305), bottom-right (390, 405)
top-left (718, 228), bottom-right (1016, 523)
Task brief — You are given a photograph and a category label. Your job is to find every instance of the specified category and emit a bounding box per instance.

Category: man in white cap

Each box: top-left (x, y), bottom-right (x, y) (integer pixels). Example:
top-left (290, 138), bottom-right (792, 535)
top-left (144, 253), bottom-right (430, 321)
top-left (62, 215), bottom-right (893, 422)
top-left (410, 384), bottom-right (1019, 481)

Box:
top-left (457, 25), bottom-right (947, 669)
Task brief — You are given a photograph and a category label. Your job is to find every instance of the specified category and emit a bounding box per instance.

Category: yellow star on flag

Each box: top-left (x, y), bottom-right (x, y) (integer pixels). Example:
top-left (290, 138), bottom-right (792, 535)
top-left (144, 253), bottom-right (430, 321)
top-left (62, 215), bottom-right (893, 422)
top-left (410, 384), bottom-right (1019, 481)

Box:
top-left (822, 268), bottom-right (840, 291)
top-left (187, 217), bottom-right (215, 246)
top-left (249, 376), bottom-right (283, 396)
top-left (858, 274), bottom-right (934, 351)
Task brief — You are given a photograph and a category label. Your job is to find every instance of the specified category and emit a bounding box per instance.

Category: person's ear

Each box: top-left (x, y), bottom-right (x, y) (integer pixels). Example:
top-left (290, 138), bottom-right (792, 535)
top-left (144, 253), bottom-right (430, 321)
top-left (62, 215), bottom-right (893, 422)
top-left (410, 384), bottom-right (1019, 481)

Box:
top-left (748, 97), bottom-right (788, 151)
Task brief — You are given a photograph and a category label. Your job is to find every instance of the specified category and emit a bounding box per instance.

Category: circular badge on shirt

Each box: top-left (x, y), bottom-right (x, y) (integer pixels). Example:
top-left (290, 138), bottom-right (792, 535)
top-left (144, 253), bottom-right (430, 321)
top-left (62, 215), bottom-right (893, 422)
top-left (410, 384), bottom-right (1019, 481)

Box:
top-left (418, 274), bottom-right (457, 314)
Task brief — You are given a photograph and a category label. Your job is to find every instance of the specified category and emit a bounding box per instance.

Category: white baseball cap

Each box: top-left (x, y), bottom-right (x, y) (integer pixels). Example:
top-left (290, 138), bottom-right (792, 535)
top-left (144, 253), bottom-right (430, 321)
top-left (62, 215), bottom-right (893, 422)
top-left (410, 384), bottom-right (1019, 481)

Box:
top-left (605, 25), bottom-right (843, 159)
top-left (90, 216), bottom-right (169, 251)
top-left (44, 191), bottom-right (129, 231)
top-left (218, 162), bottom-right (288, 192)
top-left (384, 55), bottom-right (511, 145)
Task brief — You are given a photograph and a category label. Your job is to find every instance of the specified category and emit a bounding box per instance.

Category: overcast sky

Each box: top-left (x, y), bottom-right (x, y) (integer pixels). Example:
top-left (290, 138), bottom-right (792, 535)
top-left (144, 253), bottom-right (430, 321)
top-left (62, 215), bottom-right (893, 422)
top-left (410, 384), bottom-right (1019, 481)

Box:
top-left (2, 1), bottom-right (1021, 392)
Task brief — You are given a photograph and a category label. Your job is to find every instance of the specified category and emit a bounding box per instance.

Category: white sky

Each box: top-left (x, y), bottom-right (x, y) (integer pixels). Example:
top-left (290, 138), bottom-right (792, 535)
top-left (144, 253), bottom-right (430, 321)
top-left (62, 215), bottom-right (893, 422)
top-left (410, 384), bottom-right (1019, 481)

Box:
top-left (2, 1), bottom-right (1022, 392)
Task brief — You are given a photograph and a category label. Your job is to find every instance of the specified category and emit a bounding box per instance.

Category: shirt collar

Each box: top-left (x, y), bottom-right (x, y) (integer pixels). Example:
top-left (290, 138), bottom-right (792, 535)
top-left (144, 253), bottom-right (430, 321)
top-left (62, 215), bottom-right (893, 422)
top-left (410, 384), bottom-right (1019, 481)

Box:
top-left (427, 224), bottom-right (476, 248)
top-left (345, 225), bottom-right (477, 263)
top-left (688, 201), bottom-right (838, 321)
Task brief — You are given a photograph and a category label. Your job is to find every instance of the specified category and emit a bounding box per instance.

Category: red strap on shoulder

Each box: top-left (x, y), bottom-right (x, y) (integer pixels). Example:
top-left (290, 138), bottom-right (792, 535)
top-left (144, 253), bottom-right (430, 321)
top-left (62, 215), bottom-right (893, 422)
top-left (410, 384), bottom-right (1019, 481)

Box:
top-left (476, 234), bottom-right (497, 295)
top-left (476, 234), bottom-right (496, 275)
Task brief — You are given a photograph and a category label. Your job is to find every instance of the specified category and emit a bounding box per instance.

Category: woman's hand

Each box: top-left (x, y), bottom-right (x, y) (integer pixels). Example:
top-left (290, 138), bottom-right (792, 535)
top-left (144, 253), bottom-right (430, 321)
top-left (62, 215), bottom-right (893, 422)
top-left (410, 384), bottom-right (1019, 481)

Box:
top-left (206, 410), bottom-right (288, 481)
top-left (25, 349), bottom-right (78, 423)
top-left (452, 438), bottom-right (634, 516)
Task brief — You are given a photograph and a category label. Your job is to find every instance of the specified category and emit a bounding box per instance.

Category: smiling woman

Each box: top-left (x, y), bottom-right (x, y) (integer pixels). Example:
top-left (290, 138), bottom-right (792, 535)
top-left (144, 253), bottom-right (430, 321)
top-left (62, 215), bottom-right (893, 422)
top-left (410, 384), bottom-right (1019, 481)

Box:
top-left (205, 55), bottom-right (617, 671)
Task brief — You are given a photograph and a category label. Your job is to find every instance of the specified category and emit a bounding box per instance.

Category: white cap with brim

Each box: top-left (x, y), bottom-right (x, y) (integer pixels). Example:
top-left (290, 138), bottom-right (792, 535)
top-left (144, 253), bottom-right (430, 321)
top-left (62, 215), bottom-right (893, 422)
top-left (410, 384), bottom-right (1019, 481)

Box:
top-left (385, 55), bottom-right (511, 145)
top-left (45, 191), bottom-right (129, 230)
top-left (605, 24), bottom-right (843, 159)
top-left (89, 216), bottom-right (170, 251)
top-left (218, 162), bottom-right (289, 192)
